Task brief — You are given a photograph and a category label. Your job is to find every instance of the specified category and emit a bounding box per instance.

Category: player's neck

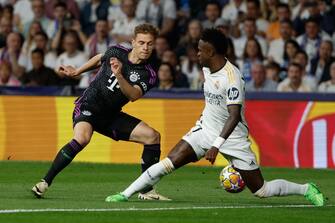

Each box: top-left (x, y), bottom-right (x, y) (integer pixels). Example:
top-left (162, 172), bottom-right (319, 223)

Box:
top-left (208, 57), bottom-right (227, 74)
top-left (128, 51), bottom-right (144, 64)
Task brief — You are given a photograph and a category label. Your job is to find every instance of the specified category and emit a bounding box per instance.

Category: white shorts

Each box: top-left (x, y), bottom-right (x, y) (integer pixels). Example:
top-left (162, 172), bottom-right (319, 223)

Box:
top-left (182, 125), bottom-right (259, 170)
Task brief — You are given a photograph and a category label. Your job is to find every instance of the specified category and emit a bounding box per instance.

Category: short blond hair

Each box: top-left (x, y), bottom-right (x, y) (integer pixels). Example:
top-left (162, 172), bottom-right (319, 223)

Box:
top-left (134, 23), bottom-right (159, 39)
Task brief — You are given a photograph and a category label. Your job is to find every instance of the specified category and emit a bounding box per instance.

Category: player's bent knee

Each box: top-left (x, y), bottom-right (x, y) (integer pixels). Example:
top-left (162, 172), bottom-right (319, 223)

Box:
top-left (73, 134), bottom-right (91, 147)
top-left (144, 129), bottom-right (160, 145)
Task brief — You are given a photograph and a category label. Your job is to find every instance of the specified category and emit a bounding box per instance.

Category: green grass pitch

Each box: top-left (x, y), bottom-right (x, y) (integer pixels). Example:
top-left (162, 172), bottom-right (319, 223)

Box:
top-left (0, 161), bottom-right (334, 223)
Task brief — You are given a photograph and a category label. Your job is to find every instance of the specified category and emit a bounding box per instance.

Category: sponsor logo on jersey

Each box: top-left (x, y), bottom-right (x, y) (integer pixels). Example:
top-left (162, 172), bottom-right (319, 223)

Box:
top-left (82, 110), bottom-right (92, 116)
top-left (204, 90), bottom-right (224, 105)
top-left (140, 82), bottom-right (147, 91)
top-left (130, 71), bottom-right (140, 82)
top-left (227, 87), bottom-right (239, 100)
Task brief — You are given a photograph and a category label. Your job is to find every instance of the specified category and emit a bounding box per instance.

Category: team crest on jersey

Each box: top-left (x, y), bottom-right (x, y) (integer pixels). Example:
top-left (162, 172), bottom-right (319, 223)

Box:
top-left (82, 110), bottom-right (92, 116)
top-left (227, 87), bottom-right (239, 100)
top-left (129, 71), bottom-right (140, 82)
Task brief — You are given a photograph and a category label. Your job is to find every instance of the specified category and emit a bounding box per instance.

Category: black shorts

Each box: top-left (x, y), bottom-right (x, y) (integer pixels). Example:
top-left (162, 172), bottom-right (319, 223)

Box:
top-left (72, 103), bottom-right (141, 141)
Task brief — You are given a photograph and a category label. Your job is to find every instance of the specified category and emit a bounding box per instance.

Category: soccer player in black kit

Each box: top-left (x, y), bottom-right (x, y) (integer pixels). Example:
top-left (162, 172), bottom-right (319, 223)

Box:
top-left (32, 23), bottom-right (169, 200)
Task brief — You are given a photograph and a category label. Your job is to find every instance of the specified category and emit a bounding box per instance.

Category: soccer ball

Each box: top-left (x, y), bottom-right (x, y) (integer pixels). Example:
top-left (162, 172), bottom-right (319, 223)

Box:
top-left (219, 165), bottom-right (245, 193)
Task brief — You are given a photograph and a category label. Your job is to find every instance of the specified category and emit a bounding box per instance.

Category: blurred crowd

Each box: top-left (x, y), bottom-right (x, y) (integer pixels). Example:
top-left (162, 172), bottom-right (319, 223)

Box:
top-left (0, 0), bottom-right (334, 93)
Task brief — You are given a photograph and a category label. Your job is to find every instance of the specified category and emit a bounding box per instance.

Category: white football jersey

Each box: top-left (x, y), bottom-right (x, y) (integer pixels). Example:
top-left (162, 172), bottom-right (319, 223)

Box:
top-left (200, 60), bottom-right (249, 139)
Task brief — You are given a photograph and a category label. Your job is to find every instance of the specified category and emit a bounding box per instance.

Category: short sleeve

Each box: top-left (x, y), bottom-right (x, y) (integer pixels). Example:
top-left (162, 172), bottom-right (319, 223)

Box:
top-left (226, 72), bottom-right (244, 105)
top-left (100, 47), bottom-right (114, 64)
top-left (134, 64), bottom-right (158, 94)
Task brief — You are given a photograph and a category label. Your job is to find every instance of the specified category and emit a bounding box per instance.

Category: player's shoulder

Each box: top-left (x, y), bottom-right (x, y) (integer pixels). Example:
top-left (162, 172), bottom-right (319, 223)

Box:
top-left (106, 44), bottom-right (131, 56)
top-left (222, 60), bottom-right (243, 83)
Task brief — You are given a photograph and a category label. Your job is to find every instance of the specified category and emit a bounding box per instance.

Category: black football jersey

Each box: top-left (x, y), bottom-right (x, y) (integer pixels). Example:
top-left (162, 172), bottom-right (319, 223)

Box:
top-left (79, 45), bottom-right (158, 113)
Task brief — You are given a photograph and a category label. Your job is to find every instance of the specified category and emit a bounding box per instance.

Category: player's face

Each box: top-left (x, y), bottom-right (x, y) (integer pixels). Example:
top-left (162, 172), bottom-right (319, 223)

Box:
top-left (132, 33), bottom-right (155, 60)
top-left (197, 40), bottom-right (213, 67)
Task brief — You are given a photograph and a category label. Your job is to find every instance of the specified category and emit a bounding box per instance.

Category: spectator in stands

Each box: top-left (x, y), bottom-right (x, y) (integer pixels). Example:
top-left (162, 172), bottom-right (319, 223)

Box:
top-left (136, 0), bottom-right (177, 36)
top-left (246, 63), bottom-right (277, 91)
top-left (265, 61), bottom-right (281, 83)
top-left (1, 4), bottom-right (14, 20)
top-left (292, 0), bottom-right (309, 22)
top-left (107, 0), bottom-right (126, 29)
top-left (221, 0), bottom-right (247, 25)
top-left (13, 0), bottom-right (33, 32)
top-left (85, 19), bottom-right (111, 58)
top-left (51, 18), bottom-right (87, 55)
top-left (154, 35), bottom-right (170, 62)
top-left (318, 61), bottom-right (335, 93)
top-left (0, 16), bottom-right (13, 48)
top-left (23, 0), bottom-right (51, 38)
top-left (46, 2), bottom-right (69, 39)
top-left (161, 49), bottom-right (189, 88)
top-left (75, 0), bottom-right (91, 10)
top-left (266, 3), bottom-right (291, 41)
top-left (110, 0), bottom-right (141, 46)
top-left (282, 39), bottom-right (300, 69)
top-left (157, 62), bottom-right (175, 90)
top-left (20, 48), bottom-right (61, 86)
top-left (45, 0), bottom-right (80, 20)
top-left (15, 21), bottom-right (43, 77)
top-left (0, 61), bottom-right (20, 86)
top-left (293, 50), bottom-right (317, 90)
top-left (176, 19), bottom-right (202, 57)
top-left (322, 0), bottom-right (335, 35)
top-left (202, 1), bottom-right (222, 29)
top-left (80, 0), bottom-right (109, 36)
top-left (237, 38), bottom-right (264, 82)
top-left (55, 30), bottom-right (88, 87)
top-left (17, 31), bottom-right (57, 71)
top-left (33, 31), bottom-right (57, 69)
top-left (181, 43), bottom-right (203, 90)
top-left (267, 19), bottom-right (294, 66)
top-left (277, 62), bottom-right (312, 92)
top-left (310, 40), bottom-right (335, 84)
top-left (296, 17), bottom-right (331, 66)
top-left (0, 32), bottom-right (23, 80)
top-left (293, 1), bottom-right (329, 36)
top-left (245, 0), bottom-right (268, 37)
top-left (260, 0), bottom-right (278, 22)
top-left (233, 17), bottom-right (267, 59)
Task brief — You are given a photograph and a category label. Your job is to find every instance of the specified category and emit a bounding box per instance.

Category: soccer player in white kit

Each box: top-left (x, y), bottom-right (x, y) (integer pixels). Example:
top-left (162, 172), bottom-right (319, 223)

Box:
top-left (105, 29), bottom-right (325, 206)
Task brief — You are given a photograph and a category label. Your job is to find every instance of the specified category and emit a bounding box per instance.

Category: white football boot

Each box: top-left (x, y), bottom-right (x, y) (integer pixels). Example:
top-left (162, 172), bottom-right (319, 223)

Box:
top-left (138, 189), bottom-right (171, 201)
top-left (32, 179), bottom-right (49, 198)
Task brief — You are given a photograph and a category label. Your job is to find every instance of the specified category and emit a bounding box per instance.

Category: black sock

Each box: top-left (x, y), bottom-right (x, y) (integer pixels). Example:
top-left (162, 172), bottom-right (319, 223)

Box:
top-left (140, 144), bottom-right (161, 193)
top-left (43, 139), bottom-right (83, 185)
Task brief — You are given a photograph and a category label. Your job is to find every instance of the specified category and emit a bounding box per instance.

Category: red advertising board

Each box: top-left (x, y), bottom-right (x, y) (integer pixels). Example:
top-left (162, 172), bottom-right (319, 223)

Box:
top-left (246, 101), bottom-right (335, 168)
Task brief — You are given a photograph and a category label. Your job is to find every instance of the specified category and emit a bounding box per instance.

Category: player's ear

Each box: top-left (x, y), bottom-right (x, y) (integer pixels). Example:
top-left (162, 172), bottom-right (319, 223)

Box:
top-left (209, 47), bottom-right (215, 57)
top-left (131, 37), bottom-right (136, 47)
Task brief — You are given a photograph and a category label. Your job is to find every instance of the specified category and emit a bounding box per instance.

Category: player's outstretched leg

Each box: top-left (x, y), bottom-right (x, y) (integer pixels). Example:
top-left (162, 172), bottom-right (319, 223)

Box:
top-left (105, 157), bottom-right (175, 202)
top-left (138, 144), bottom-right (171, 200)
top-left (106, 140), bottom-right (197, 202)
top-left (237, 168), bottom-right (325, 206)
top-left (127, 121), bottom-right (170, 200)
top-left (32, 139), bottom-right (84, 198)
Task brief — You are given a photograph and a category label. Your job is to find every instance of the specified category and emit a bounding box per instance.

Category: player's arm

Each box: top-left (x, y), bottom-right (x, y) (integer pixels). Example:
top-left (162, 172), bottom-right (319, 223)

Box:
top-left (58, 54), bottom-right (103, 77)
top-left (110, 57), bottom-right (143, 102)
top-left (205, 104), bottom-right (241, 164)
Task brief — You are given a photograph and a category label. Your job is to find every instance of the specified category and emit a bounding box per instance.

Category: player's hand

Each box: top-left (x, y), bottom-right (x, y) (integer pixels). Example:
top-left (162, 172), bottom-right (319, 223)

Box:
top-left (58, 65), bottom-right (78, 77)
top-left (205, 147), bottom-right (219, 165)
top-left (110, 57), bottom-right (122, 76)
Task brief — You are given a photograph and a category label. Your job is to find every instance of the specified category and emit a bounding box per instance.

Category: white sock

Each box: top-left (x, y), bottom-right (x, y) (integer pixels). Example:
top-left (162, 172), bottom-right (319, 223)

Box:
top-left (122, 158), bottom-right (175, 198)
top-left (254, 180), bottom-right (309, 198)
